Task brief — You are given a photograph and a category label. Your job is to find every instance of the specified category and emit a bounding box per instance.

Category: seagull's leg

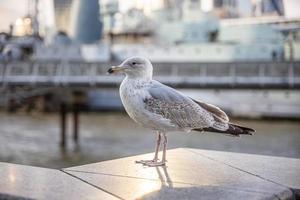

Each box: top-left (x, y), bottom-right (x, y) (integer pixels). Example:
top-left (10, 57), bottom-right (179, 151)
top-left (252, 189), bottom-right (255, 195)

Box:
top-left (142, 132), bottom-right (167, 167)
top-left (161, 132), bottom-right (167, 164)
top-left (152, 131), bottom-right (161, 161)
top-left (136, 131), bottom-right (161, 164)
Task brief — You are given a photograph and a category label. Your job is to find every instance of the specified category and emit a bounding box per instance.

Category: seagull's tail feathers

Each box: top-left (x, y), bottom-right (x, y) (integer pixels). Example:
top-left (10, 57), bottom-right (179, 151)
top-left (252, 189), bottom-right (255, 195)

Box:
top-left (193, 123), bottom-right (255, 136)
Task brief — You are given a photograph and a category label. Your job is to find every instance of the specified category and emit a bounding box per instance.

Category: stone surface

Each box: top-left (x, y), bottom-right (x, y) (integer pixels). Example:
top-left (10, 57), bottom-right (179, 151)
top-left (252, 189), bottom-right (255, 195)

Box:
top-left (186, 148), bottom-right (300, 196)
top-left (186, 148), bottom-right (300, 189)
top-left (64, 148), bottom-right (295, 200)
top-left (2, 148), bottom-right (298, 200)
top-left (67, 171), bottom-right (280, 200)
top-left (0, 162), bottom-right (117, 200)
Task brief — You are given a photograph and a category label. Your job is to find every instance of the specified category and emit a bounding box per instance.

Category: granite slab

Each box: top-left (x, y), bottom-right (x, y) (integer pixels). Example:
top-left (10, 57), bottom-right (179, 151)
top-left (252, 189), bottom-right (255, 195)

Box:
top-left (0, 162), bottom-right (117, 200)
top-left (64, 148), bottom-right (294, 200)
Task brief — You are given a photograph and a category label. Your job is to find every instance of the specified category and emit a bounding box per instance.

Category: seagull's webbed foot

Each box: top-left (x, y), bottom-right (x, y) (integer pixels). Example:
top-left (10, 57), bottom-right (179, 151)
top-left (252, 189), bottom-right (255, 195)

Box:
top-left (135, 132), bottom-right (167, 167)
top-left (135, 159), bottom-right (166, 167)
top-left (144, 161), bottom-right (166, 167)
top-left (135, 158), bottom-right (158, 165)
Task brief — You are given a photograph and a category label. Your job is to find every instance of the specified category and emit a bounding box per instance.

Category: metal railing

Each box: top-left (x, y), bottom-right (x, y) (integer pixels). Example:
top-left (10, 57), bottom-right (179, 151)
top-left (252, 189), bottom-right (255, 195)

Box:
top-left (1, 61), bottom-right (299, 89)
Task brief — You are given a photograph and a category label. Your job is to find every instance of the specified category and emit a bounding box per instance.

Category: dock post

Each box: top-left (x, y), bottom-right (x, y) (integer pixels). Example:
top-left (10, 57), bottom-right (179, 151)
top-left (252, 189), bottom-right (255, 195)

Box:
top-left (73, 103), bottom-right (79, 145)
top-left (72, 91), bottom-right (85, 146)
top-left (60, 102), bottom-right (67, 148)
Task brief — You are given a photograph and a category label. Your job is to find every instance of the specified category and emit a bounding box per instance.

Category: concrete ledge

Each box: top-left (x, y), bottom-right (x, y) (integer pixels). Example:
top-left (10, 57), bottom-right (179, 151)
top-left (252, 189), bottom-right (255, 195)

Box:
top-left (1, 148), bottom-right (299, 200)
top-left (64, 148), bottom-right (299, 200)
top-left (187, 148), bottom-right (300, 195)
top-left (0, 162), bottom-right (117, 200)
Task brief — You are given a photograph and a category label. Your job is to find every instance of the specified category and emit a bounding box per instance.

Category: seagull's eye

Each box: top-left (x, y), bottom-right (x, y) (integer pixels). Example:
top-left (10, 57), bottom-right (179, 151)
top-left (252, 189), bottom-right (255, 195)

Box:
top-left (132, 62), bottom-right (136, 65)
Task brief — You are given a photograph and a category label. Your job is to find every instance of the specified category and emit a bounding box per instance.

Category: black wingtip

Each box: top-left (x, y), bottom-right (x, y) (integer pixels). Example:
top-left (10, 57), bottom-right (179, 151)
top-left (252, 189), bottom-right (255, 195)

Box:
top-left (230, 123), bottom-right (255, 134)
top-left (193, 124), bottom-right (255, 136)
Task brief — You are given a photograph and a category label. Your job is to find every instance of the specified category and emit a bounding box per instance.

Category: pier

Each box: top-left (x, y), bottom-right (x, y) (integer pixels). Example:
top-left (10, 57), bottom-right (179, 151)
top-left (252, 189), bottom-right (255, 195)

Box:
top-left (0, 148), bottom-right (299, 199)
top-left (1, 61), bottom-right (299, 89)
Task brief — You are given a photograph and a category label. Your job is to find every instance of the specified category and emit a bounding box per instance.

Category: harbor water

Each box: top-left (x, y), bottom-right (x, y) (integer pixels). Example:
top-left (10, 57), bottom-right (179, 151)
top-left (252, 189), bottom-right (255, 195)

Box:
top-left (0, 112), bottom-right (299, 169)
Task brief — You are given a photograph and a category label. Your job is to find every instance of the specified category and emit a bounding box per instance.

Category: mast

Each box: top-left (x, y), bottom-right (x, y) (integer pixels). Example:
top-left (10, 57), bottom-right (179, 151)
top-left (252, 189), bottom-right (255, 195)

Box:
top-left (33, 0), bottom-right (39, 36)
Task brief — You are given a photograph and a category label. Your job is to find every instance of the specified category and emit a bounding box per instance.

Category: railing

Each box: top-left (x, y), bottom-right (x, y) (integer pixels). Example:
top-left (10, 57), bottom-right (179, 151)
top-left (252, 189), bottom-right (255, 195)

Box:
top-left (1, 61), bottom-right (299, 89)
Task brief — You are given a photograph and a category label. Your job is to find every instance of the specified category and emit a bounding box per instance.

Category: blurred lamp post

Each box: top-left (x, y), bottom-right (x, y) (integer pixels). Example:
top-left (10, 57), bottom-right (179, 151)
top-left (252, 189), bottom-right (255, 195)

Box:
top-left (32, 0), bottom-right (40, 37)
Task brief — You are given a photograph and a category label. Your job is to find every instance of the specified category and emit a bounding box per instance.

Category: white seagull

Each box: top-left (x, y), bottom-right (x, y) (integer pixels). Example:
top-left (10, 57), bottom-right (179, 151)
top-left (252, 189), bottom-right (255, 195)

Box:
top-left (108, 57), bottom-right (254, 166)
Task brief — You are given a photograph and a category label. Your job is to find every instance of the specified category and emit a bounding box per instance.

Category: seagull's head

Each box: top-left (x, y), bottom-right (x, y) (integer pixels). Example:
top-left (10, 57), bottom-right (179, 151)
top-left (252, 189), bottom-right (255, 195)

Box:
top-left (108, 57), bottom-right (153, 80)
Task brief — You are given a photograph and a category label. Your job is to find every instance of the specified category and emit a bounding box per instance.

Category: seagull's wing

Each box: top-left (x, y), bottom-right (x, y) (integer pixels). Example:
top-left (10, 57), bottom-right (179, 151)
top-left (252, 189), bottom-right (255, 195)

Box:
top-left (144, 81), bottom-right (218, 130)
top-left (191, 99), bottom-right (229, 123)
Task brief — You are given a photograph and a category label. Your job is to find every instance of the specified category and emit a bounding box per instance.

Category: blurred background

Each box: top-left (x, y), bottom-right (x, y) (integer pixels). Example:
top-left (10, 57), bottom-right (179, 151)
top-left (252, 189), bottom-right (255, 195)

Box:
top-left (0, 0), bottom-right (299, 169)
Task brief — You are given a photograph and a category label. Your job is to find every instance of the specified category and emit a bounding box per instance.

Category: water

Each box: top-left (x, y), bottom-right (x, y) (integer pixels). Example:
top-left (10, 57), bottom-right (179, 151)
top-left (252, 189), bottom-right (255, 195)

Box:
top-left (0, 112), bottom-right (299, 169)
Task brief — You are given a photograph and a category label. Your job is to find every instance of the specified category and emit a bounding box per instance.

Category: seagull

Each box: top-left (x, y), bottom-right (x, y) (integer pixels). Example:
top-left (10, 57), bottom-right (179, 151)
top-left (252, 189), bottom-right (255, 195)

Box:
top-left (108, 57), bottom-right (255, 167)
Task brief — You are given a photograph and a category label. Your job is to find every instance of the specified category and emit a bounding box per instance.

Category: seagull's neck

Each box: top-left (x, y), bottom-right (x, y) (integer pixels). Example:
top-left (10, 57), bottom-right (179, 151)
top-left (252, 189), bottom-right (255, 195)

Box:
top-left (125, 74), bottom-right (152, 82)
top-left (121, 76), bottom-right (152, 91)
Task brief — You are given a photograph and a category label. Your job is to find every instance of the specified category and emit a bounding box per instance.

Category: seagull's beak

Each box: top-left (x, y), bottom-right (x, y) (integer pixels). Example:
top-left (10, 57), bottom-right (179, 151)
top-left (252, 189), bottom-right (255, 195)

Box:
top-left (107, 65), bottom-right (125, 74)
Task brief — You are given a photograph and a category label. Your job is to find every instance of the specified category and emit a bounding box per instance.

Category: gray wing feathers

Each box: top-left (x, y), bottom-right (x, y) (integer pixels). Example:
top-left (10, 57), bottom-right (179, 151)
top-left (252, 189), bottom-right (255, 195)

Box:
top-left (145, 81), bottom-right (214, 129)
top-left (148, 83), bottom-right (185, 102)
top-left (192, 100), bottom-right (229, 123)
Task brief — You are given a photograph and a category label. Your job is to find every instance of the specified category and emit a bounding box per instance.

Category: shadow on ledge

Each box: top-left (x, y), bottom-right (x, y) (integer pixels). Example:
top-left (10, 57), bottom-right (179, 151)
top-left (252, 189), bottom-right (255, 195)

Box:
top-left (137, 166), bottom-right (282, 200)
